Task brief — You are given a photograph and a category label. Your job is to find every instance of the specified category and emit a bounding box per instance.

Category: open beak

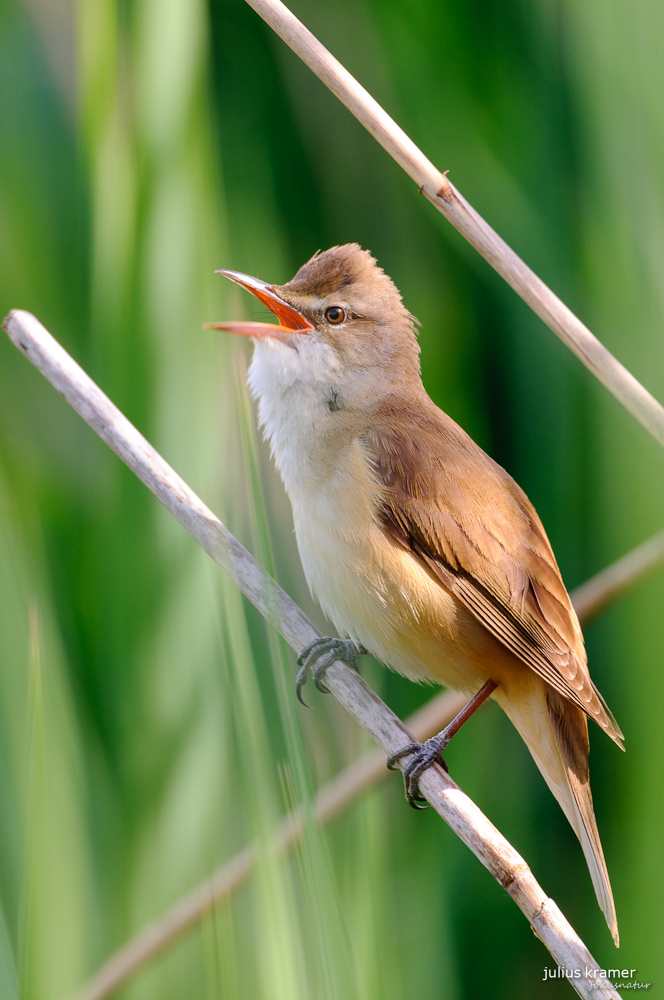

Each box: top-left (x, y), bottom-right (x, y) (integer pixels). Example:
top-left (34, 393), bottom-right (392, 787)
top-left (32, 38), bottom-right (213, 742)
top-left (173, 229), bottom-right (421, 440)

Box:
top-left (205, 269), bottom-right (313, 342)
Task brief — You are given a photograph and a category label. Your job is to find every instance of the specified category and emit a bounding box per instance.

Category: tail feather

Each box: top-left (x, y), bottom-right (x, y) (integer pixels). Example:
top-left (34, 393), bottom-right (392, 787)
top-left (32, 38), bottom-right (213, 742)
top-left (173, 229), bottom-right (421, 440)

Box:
top-left (495, 682), bottom-right (619, 945)
top-left (547, 689), bottom-right (619, 945)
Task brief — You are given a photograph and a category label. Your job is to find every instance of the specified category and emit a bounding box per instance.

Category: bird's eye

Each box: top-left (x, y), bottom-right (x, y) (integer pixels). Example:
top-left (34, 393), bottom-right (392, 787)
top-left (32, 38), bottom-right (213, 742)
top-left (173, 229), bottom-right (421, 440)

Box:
top-left (324, 306), bottom-right (346, 325)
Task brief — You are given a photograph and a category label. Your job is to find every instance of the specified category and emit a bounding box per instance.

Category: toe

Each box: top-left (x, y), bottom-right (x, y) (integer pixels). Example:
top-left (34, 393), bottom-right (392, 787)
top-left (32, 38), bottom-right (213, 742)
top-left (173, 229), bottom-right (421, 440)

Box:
top-left (386, 742), bottom-right (421, 770)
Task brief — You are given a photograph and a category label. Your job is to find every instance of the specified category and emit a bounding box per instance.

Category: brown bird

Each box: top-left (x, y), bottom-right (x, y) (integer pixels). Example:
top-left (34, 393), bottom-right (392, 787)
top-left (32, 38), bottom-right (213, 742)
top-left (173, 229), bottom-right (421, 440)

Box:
top-left (210, 244), bottom-right (623, 944)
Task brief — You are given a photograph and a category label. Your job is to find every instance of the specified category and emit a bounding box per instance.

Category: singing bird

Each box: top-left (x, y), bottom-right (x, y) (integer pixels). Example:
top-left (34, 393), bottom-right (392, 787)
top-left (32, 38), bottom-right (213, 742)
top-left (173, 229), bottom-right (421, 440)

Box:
top-left (210, 244), bottom-right (623, 944)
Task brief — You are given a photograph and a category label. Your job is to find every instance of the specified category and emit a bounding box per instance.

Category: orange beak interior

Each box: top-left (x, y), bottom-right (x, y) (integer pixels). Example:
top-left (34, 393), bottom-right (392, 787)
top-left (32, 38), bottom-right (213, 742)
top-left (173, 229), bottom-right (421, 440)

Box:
top-left (205, 269), bottom-right (313, 341)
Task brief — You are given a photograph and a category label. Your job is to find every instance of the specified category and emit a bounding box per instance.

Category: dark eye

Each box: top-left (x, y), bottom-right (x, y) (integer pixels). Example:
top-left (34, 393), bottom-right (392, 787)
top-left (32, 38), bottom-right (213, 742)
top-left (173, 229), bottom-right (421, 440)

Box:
top-left (324, 306), bottom-right (346, 325)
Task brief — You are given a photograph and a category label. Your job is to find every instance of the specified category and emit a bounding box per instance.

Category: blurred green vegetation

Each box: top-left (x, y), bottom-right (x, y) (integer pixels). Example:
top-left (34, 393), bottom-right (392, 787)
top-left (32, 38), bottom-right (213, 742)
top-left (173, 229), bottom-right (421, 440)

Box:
top-left (1, 0), bottom-right (663, 997)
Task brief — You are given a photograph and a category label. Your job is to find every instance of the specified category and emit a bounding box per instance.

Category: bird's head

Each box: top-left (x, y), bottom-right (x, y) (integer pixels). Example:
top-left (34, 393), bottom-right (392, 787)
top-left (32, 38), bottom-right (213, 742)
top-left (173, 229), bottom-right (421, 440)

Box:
top-left (208, 245), bottom-right (422, 416)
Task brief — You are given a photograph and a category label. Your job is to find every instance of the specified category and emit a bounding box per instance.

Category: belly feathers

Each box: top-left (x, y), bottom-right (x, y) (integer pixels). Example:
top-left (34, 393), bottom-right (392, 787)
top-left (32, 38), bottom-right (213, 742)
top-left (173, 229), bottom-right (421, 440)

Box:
top-left (292, 494), bottom-right (491, 692)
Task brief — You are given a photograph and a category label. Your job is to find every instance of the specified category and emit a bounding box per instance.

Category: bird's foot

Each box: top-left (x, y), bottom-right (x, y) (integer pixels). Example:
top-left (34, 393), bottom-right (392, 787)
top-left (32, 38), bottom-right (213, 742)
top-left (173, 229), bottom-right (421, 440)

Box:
top-left (386, 680), bottom-right (498, 809)
top-left (386, 734), bottom-right (451, 810)
top-left (295, 637), bottom-right (366, 705)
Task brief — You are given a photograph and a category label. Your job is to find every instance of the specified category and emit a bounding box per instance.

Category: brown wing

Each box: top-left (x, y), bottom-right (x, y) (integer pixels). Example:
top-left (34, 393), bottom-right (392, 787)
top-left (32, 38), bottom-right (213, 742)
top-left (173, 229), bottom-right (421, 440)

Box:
top-left (361, 396), bottom-right (623, 746)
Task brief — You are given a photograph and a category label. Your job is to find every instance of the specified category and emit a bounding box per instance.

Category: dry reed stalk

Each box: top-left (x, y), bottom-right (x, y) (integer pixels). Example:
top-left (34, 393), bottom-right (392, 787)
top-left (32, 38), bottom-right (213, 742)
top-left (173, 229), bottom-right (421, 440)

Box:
top-left (67, 525), bottom-right (664, 1000)
top-left (4, 309), bottom-right (626, 999)
top-left (243, 0), bottom-right (664, 450)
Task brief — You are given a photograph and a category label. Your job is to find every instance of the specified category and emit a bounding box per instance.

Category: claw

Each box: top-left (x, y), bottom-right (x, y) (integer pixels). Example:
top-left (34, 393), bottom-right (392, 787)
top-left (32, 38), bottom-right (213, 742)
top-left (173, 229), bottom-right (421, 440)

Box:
top-left (386, 680), bottom-right (497, 808)
top-left (312, 652), bottom-right (336, 692)
top-left (295, 666), bottom-right (311, 706)
top-left (386, 734), bottom-right (450, 808)
top-left (295, 637), bottom-right (363, 703)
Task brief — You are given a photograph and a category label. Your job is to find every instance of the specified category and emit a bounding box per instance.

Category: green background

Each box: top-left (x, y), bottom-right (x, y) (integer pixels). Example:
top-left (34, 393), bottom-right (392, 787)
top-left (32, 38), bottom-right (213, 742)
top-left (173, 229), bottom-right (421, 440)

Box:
top-left (1, 0), bottom-right (663, 996)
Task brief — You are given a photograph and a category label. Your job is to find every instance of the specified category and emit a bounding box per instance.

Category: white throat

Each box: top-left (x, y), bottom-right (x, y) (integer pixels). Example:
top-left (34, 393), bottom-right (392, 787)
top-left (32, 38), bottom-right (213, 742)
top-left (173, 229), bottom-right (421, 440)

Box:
top-left (247, 336), bottom-right (359, 500)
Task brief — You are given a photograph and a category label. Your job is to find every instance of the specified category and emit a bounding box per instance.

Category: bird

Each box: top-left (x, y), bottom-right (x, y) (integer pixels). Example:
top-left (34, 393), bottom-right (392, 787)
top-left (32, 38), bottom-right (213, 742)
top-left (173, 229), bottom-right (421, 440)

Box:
top-left (208, 243), bottom-right (623, 944)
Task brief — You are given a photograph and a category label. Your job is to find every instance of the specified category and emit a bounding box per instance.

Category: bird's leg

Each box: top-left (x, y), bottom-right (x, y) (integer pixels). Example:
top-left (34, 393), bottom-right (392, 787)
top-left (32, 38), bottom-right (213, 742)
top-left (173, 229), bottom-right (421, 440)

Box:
top-left (295, 637), bottom-right (366, 704)
top-left (387, 679), bottom-right (498, 808)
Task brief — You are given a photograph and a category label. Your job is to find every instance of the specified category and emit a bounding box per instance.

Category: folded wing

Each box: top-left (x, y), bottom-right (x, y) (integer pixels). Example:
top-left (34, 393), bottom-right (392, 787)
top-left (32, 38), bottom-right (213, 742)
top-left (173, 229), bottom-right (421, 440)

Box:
top-left (361, 396), bottom-right (623, 747)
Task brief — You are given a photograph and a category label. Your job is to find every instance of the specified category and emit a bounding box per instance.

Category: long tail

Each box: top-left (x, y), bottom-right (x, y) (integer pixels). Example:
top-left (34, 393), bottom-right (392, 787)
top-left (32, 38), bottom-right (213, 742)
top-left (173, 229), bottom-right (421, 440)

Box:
top-left (495, 682), bottom-right (619, 945)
